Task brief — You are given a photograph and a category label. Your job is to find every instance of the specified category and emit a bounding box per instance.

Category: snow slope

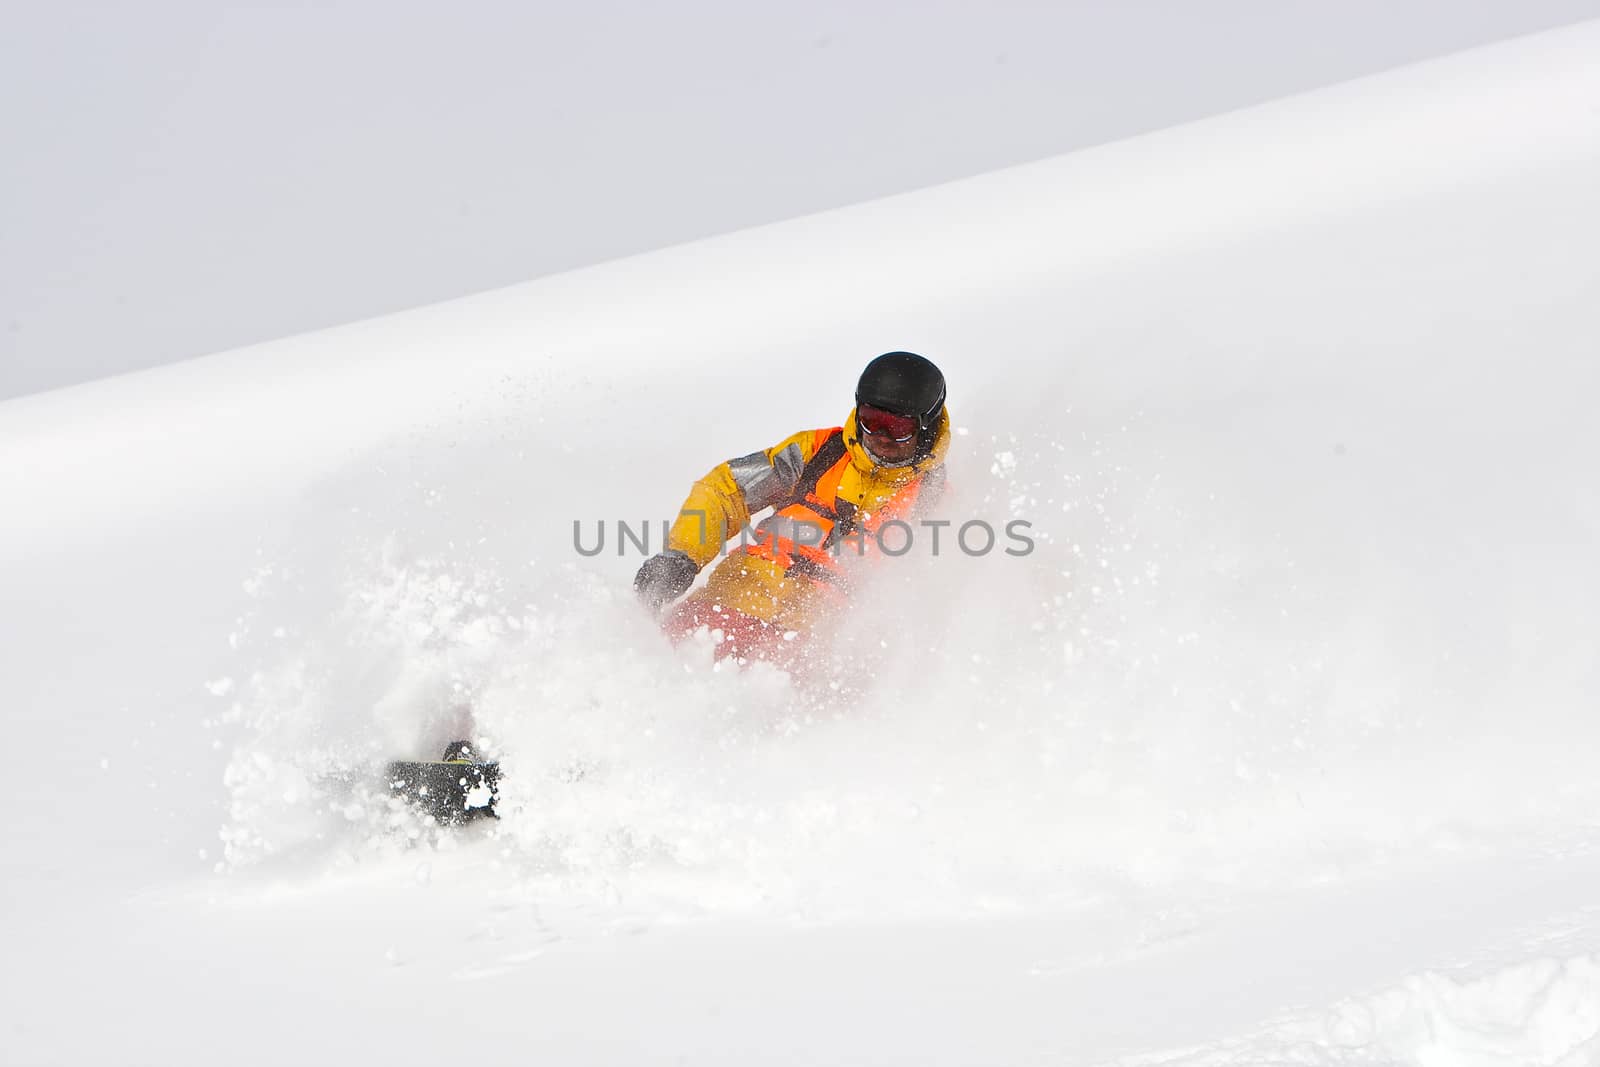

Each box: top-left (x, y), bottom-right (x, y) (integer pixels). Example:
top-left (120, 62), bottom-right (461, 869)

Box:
top-left (3, 21), bottom-right (1600, 1066)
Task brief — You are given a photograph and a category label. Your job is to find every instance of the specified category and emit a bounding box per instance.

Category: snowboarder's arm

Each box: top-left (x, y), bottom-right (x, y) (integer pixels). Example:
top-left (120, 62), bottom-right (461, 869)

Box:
top-left (664, 428), bottom-right (830, 568)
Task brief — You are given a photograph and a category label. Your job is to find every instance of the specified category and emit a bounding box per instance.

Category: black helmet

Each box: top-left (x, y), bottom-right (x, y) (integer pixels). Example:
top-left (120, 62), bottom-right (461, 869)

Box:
top-left (855, 351), bottom-right (946, 429)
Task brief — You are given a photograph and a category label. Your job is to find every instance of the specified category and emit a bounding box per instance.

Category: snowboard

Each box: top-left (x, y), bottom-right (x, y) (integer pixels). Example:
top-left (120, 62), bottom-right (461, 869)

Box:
top-left (385, 742), bottom-right (500, 823)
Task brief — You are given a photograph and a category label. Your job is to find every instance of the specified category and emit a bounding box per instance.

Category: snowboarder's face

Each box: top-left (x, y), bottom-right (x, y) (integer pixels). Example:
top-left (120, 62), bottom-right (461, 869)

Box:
top-left (857, 404), bottom-right (919, 465)
top-left (862, 432), bottom-right (917, 465)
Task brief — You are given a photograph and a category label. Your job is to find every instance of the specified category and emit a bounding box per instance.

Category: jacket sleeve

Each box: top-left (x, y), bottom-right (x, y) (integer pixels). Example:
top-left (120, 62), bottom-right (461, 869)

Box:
top-left (665, 428), bottom-right (826, 568)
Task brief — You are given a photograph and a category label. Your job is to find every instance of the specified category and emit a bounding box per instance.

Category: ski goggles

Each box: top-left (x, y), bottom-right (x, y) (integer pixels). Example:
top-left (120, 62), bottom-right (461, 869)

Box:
top-left (857, 404), bottom-right (919, 443)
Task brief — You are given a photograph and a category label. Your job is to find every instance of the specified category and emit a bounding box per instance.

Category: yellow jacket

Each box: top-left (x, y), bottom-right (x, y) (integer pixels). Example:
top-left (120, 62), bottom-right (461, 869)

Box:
top-left (665, 407), bottom-right (951, 629)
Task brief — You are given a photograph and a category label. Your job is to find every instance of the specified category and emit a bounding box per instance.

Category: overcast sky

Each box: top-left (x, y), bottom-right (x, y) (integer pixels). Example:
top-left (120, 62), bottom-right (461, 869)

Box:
top-left (4, 0), bottom-right (1597, 400)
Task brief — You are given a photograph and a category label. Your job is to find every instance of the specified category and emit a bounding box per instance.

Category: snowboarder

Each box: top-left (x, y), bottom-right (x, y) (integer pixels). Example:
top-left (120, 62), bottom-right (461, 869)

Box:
top-left (633, 351), bottom-right (951, 667)
top-left (389, 353), bottom-right (951, 819)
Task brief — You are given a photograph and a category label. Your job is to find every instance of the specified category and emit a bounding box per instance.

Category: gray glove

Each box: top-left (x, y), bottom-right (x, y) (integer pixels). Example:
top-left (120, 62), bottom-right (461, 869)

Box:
top-left (633, 549), bottom-right (699, 610)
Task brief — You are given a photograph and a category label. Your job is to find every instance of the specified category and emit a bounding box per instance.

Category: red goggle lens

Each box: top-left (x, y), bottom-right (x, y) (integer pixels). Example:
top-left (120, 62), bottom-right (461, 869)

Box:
top-left (857, 404), bottom-right (918, 442)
